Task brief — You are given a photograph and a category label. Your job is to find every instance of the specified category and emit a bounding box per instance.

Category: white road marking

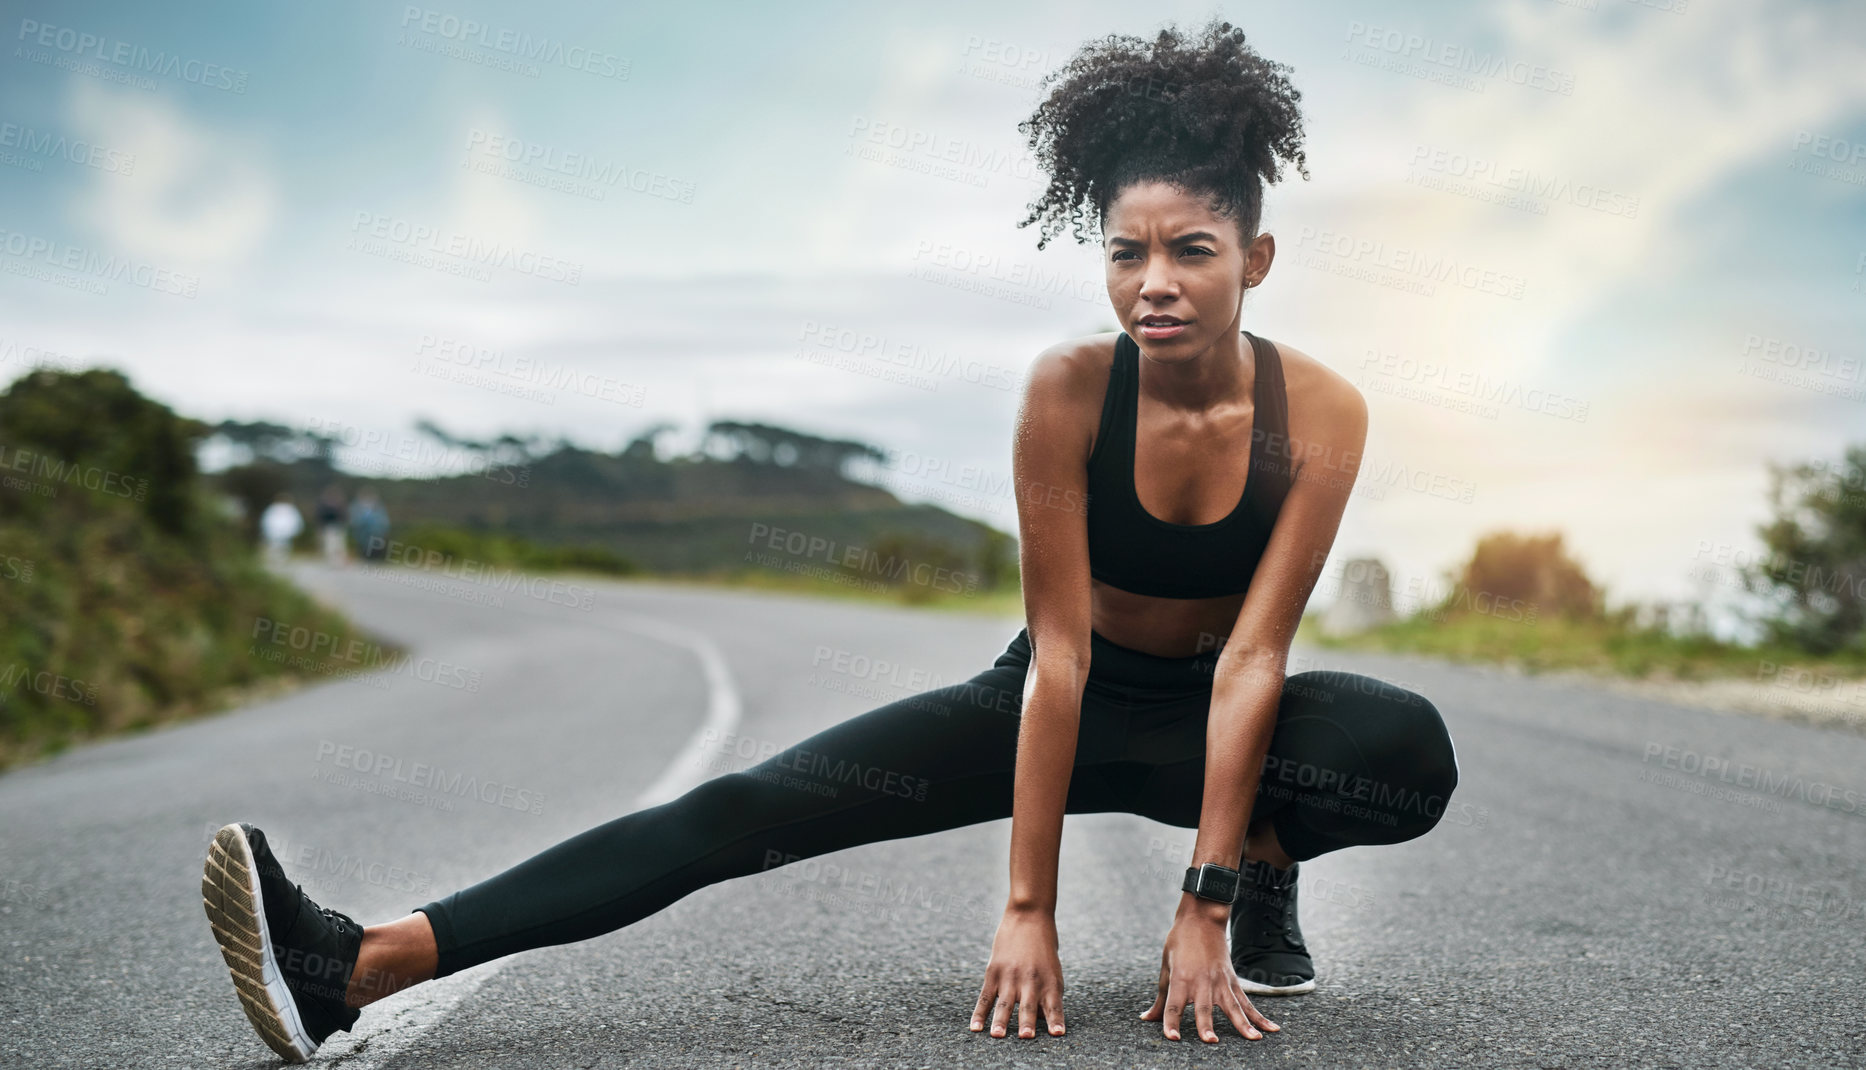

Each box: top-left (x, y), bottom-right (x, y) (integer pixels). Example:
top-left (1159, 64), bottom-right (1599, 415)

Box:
top-left (614, 612), bottom-right (745, 808)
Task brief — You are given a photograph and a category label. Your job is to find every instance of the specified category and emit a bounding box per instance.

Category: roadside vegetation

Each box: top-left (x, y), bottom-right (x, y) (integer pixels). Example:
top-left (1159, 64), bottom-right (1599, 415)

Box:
top-left (0, 370), bottom-right (391, 770)
top-left (8, 364), bottom-right (1858, 767)
top-left (1309, 449), bottom-right (1866, 702)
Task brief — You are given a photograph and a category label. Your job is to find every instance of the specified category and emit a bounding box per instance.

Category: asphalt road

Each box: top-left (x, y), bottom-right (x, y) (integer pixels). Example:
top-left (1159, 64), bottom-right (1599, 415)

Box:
top-left (4, 562), bottom-right (1864, 1068)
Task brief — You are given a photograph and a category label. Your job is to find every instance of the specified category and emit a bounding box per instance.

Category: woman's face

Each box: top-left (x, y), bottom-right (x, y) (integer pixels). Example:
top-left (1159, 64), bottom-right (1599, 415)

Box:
top-left (1102, 179), bottom-right (1274, 360)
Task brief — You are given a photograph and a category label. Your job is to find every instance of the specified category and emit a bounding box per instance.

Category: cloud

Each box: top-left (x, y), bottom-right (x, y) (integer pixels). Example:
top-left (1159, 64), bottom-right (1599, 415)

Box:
top-left (63, 80), bottom-right (276, 264)
top-left (1296, 1), bottom-right (1866, 375)
top-left (438, 107), bottom-right (545, 252)
top-left (1262, 2), bottom-right (1866, 603)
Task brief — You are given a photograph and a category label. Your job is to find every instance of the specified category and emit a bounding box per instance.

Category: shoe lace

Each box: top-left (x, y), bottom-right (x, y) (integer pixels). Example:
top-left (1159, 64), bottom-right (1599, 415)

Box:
top-left (284, 882), bottom-right (360, 939)
top-left (1277, 916), bottom-right (1306, 952)
top-left (1236, 874), bottom-right (1304, 952)
top-left (314, 899), bottom-right (362, 933)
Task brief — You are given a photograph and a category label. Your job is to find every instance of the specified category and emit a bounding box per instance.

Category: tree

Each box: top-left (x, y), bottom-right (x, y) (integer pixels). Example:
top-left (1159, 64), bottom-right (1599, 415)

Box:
top-left (1742, 444), bottom-right (1866, 655)
top-left (218, 463), bottom-right (290, 541)
top-left (623, 422), bottom-right (678, 463)
top-left (413, 419), bottom-right (547, 469)
top-left (703, 420), bottom-right (886, 476)
top-left (206, 419), bottom-right (335, 466)
top-left (1434, 530), bottom-right (1601, 622)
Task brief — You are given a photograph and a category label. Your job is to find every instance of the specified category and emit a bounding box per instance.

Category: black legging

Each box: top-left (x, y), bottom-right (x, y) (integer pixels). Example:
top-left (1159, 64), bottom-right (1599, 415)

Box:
top-left (415, 626), bottom-right (1460, 977)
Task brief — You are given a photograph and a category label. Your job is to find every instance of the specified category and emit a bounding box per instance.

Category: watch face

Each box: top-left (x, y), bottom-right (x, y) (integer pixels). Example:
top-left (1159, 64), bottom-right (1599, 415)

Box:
top-left (1210, 868), bottom-right (1240, 901)
top-left (1189, 864), bottom-right (1242, 902)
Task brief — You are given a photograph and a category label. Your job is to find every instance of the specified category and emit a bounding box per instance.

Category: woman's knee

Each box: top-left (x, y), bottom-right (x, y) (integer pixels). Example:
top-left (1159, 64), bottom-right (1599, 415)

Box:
top-left (1284, 670), bottom-right (1459, 837)
top-left (1373, 686), bottom-right (1459, 838)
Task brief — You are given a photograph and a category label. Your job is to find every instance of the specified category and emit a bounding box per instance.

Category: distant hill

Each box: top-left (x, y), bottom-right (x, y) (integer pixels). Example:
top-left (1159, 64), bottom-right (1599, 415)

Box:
top-left (208, 419), bottom-right (1019, 585)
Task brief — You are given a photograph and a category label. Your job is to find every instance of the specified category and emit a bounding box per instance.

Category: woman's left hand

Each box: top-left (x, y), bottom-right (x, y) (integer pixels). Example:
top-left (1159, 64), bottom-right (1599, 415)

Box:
top-left (1140, 899), bottom-right (1281, 1043)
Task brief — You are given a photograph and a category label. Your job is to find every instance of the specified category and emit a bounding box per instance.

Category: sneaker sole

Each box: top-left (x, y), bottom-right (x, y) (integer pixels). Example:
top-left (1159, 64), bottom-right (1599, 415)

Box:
top-left (201, 823), bottom-right (318, 1063)
top-left (1236, 976), bottom-right (1317, 996)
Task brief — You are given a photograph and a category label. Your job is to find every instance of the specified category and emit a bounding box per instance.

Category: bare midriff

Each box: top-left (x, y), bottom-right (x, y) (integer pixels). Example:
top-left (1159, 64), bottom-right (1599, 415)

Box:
top-left (1089, 579), bottom-right (1247, 659)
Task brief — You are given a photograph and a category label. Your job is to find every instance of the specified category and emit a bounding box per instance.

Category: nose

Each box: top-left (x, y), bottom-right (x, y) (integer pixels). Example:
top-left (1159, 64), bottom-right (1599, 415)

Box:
top-left (1138, 253), bottom-right (1179, 304)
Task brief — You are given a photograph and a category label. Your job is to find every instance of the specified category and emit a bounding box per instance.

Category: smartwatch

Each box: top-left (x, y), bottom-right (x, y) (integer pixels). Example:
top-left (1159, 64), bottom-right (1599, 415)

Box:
top-left (1181, 862), bottom-right (1242, 904)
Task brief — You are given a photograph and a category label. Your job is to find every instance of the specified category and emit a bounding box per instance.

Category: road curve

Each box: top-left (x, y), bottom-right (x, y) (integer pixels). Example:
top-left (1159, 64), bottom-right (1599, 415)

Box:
top-left (3, 563), bottom-right (1863, 1068)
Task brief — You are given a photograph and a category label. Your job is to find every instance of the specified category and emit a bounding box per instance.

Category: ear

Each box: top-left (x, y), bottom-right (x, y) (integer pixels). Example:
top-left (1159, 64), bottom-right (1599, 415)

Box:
top-left (1243, 232), bottom-right (1277, 288)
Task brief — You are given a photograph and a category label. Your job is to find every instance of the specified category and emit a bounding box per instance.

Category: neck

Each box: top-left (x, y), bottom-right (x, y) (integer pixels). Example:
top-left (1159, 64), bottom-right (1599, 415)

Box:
top-left (1135, 321), bottom-right (1251, 412)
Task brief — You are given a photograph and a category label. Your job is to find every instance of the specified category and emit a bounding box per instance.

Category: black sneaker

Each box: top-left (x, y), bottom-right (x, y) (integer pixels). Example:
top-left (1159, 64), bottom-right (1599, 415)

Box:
top-left (1228, 860), bottom-right (1316, 995)
top-left (201, 823), bottom-right (365, 1062)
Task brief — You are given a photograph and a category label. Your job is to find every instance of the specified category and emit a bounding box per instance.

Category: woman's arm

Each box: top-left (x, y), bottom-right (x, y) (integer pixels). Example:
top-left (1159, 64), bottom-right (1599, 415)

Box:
top-left (1191, 371), bottom-right (1367, 885)
top-left (1007, 343), bottom-right (1101, 913)
top-left (970, 340), bottom-right (1103, 1041)
top-left (1143, 345), bottom-right (1369, 1043)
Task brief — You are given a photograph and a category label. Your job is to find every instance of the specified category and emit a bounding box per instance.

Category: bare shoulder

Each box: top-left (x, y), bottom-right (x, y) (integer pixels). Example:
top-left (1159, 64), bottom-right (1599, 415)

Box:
top-left (1259, 335), bottom-right (1367, 440)
top-left (1018, 332), bottom-right (1118, 446)
top-left (1025, 331), bottom-right (1117, 399)
top-left (1257, 336), bottom-right (1368, 489)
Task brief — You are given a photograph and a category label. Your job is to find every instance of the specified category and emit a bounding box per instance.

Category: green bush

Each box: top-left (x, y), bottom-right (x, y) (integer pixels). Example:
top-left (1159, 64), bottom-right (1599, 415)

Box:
top-left (1746, 445), bottom-right (1866, 656)
top-left (0, 369), bottom-right (382, 769)
top-left (1428, 529), bottom-right (1603, 622)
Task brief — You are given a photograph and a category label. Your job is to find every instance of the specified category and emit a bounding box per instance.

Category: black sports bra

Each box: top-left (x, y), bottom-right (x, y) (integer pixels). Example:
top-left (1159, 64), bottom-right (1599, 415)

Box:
top-left (1085, 330), bottom-right (1294, 599)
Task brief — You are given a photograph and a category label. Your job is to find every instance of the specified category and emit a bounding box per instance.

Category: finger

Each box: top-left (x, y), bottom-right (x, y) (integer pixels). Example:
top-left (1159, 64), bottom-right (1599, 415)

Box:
top-left (1163, 980), bottom-right (1186, 1041)
top-left (1195, 985), bottom-right (1219, 1044)
top-left (989, 986), bottom-right (1013, 1039)
top-left (1016, 984), bottom-right (1040, 1039)
top-left (1219, 986), bottom-right (1263, 1040)
top-left (1140, 966), bottom-right (1167, 1021)
top-left (970, 980), bottom-right (995, 1033)
top-left (1237, 987), bottom-right (1280, 1033)
top-left (1043, 986), bottom-right (1066, 1036)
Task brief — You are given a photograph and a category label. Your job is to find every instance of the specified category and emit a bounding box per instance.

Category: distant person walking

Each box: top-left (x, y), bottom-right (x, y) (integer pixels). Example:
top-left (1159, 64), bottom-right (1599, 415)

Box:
top-left (315, 485), bottom-right (349, 566)
top-left (257, 494), bottom-right (303, 567)
top-left (349, 490), bottom-right (390, 562)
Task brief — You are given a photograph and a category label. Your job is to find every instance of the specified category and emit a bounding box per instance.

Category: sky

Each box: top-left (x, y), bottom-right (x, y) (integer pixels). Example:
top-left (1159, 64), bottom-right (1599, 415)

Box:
top-left (2, 0), bottom-right (1864, 638)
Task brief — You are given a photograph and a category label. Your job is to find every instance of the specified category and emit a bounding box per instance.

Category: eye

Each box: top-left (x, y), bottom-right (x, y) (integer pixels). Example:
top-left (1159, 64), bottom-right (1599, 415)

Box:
top-left (1111, 250), bottom-right (1138, 262)
top-left (1181, 246), bottom-right (1213, 257)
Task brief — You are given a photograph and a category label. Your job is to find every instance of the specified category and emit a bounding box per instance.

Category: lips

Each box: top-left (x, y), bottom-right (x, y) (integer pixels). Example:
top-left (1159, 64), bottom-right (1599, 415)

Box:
top-left (1136, 314), bottom-right (1190, 340)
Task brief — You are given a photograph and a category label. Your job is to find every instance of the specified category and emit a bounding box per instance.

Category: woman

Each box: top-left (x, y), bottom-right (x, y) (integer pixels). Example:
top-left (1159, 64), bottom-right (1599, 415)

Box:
top-left (200, 19), bottom-right (1460, 1059)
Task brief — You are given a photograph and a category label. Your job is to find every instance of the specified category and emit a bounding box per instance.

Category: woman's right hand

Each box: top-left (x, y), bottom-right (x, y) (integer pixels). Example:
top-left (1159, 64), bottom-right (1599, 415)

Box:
top-left (970, 905), bottom-right (1066, 1038)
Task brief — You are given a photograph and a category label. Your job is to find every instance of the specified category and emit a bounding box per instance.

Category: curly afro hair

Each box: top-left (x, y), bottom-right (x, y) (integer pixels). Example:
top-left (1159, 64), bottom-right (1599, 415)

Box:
top-left (1016, 18), bottom-right (1308, 251)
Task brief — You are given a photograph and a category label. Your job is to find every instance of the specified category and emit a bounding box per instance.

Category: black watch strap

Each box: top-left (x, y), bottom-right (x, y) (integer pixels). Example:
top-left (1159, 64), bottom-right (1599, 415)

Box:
top-left (1182, 863), bottom-right (1242, 904)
